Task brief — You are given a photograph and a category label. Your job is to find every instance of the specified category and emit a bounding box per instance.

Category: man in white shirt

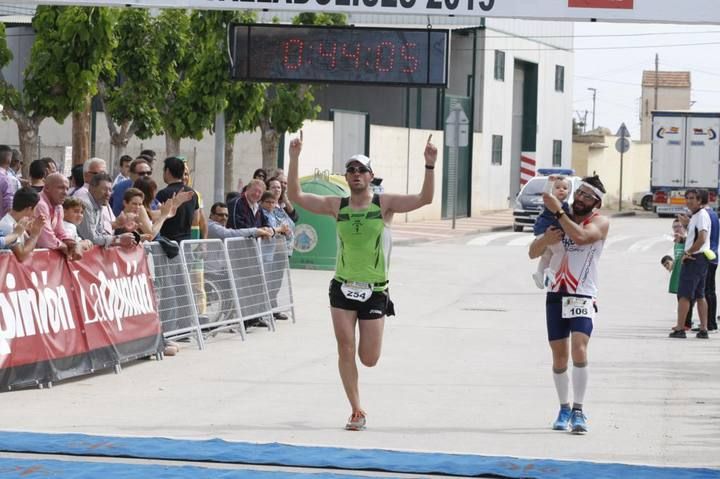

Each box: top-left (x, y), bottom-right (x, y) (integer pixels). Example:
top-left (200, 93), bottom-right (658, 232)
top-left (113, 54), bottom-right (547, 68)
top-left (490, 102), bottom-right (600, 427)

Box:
top-left (0, 187), bottom-right (45, 262)
top-left (671, 189), bottom-right (712, 339)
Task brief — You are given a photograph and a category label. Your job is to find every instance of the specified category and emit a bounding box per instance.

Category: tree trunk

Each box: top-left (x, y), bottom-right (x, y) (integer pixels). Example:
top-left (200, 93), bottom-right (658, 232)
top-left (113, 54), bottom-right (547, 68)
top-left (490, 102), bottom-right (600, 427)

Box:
top-left (72, 101), bottom-right (91, 165)
top-left (109, 122), bottom-right (132, 165)
top-left (17, 120), bottom-right (40, 177)
top-left (165, 135), bottom-right (181, 157)
top-left (259, 120), bottom-right (279, 171)
top-left (224, 135), bottom-right (235, 194)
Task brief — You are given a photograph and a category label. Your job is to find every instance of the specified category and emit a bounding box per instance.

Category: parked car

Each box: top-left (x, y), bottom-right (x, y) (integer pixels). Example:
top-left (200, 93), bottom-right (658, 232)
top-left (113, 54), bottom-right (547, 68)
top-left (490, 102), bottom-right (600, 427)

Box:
top-left (512, 169), bottom-right (581, 233)
top-left (632, 190), bottom-right (653, 211)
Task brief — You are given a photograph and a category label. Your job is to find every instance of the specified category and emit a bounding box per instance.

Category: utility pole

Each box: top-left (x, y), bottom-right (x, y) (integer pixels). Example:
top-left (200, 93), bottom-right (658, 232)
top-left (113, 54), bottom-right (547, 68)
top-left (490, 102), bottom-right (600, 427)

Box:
top-left (588, 88), bottom-right (597, 131)
top-left (654, 53), bottom-right (659, 111)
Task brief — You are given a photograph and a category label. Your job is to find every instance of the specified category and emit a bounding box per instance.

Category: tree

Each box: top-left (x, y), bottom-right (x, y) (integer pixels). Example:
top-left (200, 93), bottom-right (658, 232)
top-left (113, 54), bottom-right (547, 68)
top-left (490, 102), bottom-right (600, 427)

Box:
top-left (153, 9), bottom-right (207, 157)
top-left (255, 13), bottom-right (346, 170)
top-left (99, 8), bottom-right (164, 162)
top-left (0, 6), bottom-right (114, 168)
top-left (188, 10), bottom-right (265, 192)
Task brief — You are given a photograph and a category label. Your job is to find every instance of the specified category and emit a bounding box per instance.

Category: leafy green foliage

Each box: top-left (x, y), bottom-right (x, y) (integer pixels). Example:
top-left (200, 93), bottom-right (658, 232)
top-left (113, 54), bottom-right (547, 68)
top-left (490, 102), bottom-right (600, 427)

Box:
top-left (24, 6), bottom-right (115, 122)
top-left (101, 8), bottom-right (163, 139)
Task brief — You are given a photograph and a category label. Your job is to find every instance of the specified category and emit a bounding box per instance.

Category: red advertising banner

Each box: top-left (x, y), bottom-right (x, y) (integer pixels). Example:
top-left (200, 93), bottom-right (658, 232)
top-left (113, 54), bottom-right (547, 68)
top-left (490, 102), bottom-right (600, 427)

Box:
top-left (568, 0), bottom-right (633, 9)
top-left (0, 247), bottom-right (162, 391)
top-left (68, 246), bottom-right (161, 361)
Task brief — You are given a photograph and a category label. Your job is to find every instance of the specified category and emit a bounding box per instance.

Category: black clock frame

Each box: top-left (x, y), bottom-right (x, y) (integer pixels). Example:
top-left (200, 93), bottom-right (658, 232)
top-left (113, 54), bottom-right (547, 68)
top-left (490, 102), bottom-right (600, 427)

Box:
top-left (229, 24), bottom-right (449, 87)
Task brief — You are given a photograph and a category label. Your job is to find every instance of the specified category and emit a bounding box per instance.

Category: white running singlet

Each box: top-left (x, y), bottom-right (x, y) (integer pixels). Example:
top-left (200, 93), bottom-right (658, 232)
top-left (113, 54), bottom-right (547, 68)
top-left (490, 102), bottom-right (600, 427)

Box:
top-left (548, 213), bottom-right (605, 297)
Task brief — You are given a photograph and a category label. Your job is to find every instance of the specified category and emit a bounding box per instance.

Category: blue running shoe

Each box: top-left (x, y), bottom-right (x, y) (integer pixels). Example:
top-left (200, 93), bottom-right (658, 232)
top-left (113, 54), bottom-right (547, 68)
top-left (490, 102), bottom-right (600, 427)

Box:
top-left (570, 409), bottom-right (588, 434)
top-left (552, 407), bottom-right (572, 431)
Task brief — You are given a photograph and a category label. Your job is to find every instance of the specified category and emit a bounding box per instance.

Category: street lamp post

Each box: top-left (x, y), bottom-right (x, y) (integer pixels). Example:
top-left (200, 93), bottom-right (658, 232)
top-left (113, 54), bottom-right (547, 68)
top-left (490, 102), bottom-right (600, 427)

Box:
top-left (587, 88), bottom-right (597, 131)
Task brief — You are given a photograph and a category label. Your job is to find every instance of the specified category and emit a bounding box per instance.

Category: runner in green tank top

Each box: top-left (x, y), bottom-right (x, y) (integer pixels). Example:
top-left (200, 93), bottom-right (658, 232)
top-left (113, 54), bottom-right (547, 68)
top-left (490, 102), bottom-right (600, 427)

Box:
top-left (288, 131), bottom-right (437, 431)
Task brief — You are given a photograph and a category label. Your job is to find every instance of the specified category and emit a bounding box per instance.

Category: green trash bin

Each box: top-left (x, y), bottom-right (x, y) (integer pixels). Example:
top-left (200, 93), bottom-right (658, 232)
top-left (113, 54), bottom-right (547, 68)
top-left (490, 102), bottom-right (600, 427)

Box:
top-left (290, 171), bottom-right (349, 270)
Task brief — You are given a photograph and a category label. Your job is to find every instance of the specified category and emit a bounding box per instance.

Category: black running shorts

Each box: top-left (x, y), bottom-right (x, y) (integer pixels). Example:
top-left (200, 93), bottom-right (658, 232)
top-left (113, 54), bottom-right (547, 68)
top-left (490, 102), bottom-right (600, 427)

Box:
top-left (328, 279), bottom-right (395, 319)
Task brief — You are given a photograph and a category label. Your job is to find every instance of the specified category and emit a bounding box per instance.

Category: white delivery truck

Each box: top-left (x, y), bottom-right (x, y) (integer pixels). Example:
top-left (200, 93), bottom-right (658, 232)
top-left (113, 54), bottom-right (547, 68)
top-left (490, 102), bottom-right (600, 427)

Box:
top-left (651, 111), bottom-right (720, 216)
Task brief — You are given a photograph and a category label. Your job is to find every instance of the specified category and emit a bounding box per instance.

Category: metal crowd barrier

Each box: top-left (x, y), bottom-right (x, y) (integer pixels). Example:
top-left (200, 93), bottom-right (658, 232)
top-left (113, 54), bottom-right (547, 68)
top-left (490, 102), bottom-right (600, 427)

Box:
top-left (144, 237), bottom-right (298, 346)
top-left (258, 236), bottom-right (296, 323)
top-left (144, 241), bottom-right (204, 349)
top-left (224, 237), bottom-right (276, 332)
top-left (180, 239), bottom-right (247, 339)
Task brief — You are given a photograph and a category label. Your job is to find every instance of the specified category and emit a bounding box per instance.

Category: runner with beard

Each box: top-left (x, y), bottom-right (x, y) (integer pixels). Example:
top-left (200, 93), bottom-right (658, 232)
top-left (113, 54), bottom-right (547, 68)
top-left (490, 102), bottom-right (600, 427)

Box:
top-left (528, 175), bottom-right (610, 435)
top-left (287, 131), bottom-right (437, 431)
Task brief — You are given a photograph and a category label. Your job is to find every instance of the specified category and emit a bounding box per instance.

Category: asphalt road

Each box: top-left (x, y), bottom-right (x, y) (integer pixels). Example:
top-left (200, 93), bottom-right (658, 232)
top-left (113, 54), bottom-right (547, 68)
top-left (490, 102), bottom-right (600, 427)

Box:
top-left (1, 215), bottom-right (718, 470)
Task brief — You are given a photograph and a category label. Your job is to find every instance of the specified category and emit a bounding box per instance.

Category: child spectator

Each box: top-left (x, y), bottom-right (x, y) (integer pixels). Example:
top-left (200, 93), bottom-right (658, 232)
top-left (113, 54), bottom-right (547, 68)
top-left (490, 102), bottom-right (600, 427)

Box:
top-left (62, 197), bottom-right (94, 254)
top-left (532, 176), bottom-right (571, 289)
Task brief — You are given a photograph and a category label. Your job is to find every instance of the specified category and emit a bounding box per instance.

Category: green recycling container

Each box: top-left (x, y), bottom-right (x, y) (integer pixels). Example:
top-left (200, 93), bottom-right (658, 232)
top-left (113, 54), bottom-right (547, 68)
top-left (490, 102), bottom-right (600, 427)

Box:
top-left (290, 171), bottom-right (349, 270)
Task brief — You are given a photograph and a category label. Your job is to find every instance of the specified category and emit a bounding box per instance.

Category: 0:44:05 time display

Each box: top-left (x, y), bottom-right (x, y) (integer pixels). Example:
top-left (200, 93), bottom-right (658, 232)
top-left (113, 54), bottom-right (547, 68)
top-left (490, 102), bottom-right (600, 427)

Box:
top-left (281, 39), bottom-right (420, 74)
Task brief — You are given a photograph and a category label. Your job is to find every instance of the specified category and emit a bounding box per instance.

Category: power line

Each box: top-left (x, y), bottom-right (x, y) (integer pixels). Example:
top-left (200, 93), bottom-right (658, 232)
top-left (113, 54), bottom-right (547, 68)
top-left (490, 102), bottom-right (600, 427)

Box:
top-left (484, 30), bottom-right (720, 39)
top-left (574, 75), bottom-right (720, 93)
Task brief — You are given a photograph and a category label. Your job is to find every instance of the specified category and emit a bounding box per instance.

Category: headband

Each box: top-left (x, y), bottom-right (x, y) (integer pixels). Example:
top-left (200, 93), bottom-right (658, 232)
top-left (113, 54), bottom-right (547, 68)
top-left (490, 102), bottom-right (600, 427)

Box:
top-left (580, 182), bottom-right (605, 200)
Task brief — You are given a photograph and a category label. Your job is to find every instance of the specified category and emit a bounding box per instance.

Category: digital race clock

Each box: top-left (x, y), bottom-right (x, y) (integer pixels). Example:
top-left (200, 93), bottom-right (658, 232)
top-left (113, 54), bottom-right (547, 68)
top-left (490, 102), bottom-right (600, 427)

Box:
top-left (230, 24), bottom-right (448, 87)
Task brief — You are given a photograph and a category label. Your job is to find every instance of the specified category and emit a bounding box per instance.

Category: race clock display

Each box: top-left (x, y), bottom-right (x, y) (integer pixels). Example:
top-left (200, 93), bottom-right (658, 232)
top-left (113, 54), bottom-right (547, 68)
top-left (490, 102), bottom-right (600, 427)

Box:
top-left (230, 24), bottom-right (448, 87)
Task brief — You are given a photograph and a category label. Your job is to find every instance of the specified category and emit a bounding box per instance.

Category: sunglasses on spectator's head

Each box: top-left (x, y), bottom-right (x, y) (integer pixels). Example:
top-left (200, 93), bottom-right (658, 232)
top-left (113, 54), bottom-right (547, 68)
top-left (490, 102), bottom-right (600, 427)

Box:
top-left (346, 166), bottom-right (371, 174)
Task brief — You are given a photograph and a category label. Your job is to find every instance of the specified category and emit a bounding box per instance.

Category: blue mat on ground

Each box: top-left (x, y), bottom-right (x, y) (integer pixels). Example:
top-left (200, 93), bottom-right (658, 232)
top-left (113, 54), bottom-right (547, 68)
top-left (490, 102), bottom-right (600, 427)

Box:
top-left (0, 457), bottom-right (394, 479)
top-left (0, 431), bottom-right (718, 479)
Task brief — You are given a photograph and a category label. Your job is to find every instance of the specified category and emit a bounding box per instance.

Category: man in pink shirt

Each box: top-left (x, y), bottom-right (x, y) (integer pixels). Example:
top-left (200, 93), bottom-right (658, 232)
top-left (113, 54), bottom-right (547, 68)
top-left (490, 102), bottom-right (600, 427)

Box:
top-left (35, 173), bottom-right (79, 257)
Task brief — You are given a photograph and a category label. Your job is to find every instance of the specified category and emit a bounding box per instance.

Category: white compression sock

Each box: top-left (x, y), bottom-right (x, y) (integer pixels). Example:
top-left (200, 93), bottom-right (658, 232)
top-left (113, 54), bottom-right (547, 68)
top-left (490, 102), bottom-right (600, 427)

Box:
top-left (552, 367), bottom-right (570, 406)
top-left (572, 362), bottom-right (589, 408)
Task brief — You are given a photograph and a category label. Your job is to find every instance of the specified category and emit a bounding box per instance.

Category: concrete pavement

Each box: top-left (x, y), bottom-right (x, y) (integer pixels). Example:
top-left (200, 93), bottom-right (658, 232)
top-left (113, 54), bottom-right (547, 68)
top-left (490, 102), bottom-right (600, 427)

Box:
top-left (0, 215), bottom-right (718, 475)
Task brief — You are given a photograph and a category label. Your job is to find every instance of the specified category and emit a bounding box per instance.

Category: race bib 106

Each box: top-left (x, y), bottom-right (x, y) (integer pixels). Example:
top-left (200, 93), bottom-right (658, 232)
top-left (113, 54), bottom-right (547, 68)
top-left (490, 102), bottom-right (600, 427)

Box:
top-left (561, 297), bottom-right (595, 319)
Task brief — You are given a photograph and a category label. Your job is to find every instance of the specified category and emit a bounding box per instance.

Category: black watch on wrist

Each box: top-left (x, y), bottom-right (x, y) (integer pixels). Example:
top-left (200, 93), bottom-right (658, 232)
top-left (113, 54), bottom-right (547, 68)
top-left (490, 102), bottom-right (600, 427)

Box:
top-left (554, 209), bottom-right (565, 219)
top-left (425, 164), bottom-right (434, 170)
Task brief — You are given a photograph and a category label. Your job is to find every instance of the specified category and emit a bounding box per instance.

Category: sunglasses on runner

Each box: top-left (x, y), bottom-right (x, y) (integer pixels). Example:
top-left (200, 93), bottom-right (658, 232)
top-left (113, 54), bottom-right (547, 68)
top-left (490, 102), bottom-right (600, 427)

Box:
top-left (346, 166), bottom-right (371, 174)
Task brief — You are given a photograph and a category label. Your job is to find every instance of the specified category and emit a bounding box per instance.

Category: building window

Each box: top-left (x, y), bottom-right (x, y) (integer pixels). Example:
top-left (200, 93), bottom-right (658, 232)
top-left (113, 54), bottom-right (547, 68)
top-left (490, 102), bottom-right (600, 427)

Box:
top-left (552, 140), bottom-right (562, 166)
top-left (494, 50), bottom-right (505, 81)
top-left (492, 135), bottom-right (503, 165)
top-left (555, 65), bottom-right (565, 92)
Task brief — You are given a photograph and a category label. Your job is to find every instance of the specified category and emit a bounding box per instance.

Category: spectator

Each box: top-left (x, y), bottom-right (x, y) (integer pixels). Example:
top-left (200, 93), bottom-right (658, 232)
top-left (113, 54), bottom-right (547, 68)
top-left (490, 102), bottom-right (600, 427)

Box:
top-left (666, 219), bottom-right (695, 330)
top-left (270, 173), bottom-right (299, 222)
top-left (207, 201), bottom-right (271, 240)
top-left (265, 177), bottom-right (296, 252)
top-left (111, 158), bottom-right (153, 216)
top-left (182, 162), bottom-right (207, 239)
top-left (670, 189), bottom-right (711, 339)
top-left (0, 187), bottom-right (44, 262)
top-left (9, 149), bottom-right (23, 180)
top-left (62, 197), bottom-right (93, 254)
top-left (252, 168), bottom-right (267, 182)
top-left (119, 187), bottom-right (187, 241)
top-left (77, 173), bottom-right (137, 249)
top-left (0, 145), bottom-right (18, 217)
top-left (139, 149), bottom-right (156, 165)
top-left (74, 158), bottom-right (120, 235)
top-left (112, 155), bottom-right (133, 187)
top-left (701, 192), bottom-right (719, 332)
top-left (34, 173), bottom-right (77, 256)
top-left (155, 156), bottom-right (198, 243)
top-left (227, 179), bottom-right (268, 230)
top-left (225, 191), bottom-right (240, 203)
top-left (28, 158), bottom-right (54, 193)
top-left (260, 190), bottom-right (293, 321)
top-left (69, 164), bottom-right (84, 195)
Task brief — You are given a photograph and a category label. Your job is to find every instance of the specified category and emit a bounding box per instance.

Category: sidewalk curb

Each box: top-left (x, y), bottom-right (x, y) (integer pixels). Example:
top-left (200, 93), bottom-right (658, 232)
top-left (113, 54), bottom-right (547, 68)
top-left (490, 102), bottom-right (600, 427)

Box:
top-left (610, 211), bottom-right (636, 218)
top-left (393, 223), bottom-right (513, 246)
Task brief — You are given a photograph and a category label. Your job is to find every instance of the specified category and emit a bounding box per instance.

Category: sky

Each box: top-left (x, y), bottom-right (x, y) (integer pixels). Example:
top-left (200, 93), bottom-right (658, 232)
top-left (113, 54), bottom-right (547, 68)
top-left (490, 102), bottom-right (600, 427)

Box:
top-left (572, 22), bottom-right (720, 139)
